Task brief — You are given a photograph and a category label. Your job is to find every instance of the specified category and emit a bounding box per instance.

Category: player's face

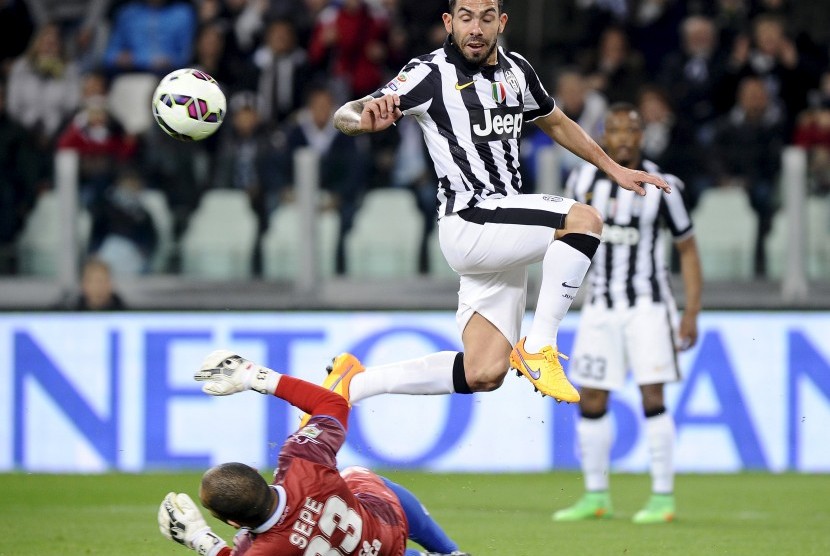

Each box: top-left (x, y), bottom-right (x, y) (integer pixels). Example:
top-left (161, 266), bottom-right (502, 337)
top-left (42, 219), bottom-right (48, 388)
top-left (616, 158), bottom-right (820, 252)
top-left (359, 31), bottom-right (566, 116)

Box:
top-left (443, 0), bottom-right (507, 66)
top-left (603, 110), bottom-right (643, 167)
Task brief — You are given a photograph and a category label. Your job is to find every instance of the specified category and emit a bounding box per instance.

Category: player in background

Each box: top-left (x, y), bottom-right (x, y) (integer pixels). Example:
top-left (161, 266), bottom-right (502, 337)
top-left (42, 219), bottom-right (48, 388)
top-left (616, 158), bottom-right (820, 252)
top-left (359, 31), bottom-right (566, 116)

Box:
top-left (329, 0), bottom-right (671, 405)
top-left (552, 104), bottom-right (702, 524)
top-left (157, 351), bottom-right (470, 556)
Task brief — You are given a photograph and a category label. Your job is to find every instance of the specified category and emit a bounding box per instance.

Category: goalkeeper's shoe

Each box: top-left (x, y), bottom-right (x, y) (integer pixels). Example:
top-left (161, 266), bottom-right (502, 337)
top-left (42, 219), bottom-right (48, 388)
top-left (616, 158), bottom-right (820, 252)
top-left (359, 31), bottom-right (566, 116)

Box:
top-left (299, 353), bottom-right (365, 427)
top-left (552, 492), bottom-right (613, 521)
top-left (632, 493), bottom-right (675, 524)
top-left (509, 338), bottom-right (579, 402)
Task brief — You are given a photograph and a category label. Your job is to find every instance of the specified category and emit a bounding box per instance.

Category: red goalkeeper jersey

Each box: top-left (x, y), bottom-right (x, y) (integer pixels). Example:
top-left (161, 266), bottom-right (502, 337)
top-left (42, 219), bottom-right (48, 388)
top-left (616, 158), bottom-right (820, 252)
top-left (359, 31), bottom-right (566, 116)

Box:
top-left (223, 377), bottom-right (409, 556)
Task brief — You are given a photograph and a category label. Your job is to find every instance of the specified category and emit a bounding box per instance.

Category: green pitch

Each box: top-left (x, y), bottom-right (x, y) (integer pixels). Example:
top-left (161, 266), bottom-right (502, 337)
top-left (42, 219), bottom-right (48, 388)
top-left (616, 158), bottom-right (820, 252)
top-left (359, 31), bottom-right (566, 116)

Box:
top-left (0, 472), bottom-right (827, 555)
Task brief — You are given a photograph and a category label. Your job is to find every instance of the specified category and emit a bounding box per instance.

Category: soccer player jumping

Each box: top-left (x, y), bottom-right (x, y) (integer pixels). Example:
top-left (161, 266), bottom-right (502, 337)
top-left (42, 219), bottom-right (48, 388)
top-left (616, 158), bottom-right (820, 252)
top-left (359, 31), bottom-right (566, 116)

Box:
top-left (330, 0), bottom-right (671, 404)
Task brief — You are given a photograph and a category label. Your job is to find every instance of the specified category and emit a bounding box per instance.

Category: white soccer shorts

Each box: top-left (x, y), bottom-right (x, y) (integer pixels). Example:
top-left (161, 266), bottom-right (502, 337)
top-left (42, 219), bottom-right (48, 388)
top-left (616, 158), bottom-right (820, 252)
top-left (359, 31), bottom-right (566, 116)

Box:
top-left (438, 193), bottom-right (577, 345)
top-left (569, 299), bottom-right (681, 390)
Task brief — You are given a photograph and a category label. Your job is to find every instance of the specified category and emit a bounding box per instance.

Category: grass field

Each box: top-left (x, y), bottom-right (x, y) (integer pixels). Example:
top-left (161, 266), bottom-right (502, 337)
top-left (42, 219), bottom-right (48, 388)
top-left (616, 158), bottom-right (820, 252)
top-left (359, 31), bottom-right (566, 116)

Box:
top-left (1, 471), bottom-right (828, 556)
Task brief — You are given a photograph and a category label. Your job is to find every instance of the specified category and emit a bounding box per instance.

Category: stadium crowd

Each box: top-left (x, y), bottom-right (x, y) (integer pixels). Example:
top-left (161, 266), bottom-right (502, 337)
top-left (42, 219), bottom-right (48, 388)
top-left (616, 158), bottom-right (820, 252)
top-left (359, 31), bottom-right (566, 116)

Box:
top-left (0, 0), bottom-right (828, 279)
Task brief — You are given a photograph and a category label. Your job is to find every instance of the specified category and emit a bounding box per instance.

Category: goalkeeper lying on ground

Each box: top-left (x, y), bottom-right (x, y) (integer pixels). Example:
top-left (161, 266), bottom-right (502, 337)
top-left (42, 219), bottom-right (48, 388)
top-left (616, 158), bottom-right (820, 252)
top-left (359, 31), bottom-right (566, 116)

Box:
top-left (157, 350), bottom-right (470, 556)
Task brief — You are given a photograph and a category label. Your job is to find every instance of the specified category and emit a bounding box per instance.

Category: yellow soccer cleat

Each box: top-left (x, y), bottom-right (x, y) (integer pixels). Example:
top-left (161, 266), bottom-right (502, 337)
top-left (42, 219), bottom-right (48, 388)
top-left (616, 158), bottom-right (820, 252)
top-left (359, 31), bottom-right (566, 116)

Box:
top-left (299, 353), bottom-right (365, 427)
top-left (509, 337), bottom-right (579, 403)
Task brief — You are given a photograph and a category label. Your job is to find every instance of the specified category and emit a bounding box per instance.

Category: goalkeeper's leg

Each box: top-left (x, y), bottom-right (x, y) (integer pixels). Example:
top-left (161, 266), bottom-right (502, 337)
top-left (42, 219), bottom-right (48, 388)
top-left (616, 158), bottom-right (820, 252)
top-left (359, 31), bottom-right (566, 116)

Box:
top-left (380, 476), bottom-right (462, 555)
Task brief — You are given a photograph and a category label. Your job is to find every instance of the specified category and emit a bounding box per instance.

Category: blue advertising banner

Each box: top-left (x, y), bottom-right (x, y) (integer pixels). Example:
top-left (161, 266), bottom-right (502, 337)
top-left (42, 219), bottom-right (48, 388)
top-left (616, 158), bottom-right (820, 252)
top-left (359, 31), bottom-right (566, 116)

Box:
top-left (0, 311), bottom-right (827, 473)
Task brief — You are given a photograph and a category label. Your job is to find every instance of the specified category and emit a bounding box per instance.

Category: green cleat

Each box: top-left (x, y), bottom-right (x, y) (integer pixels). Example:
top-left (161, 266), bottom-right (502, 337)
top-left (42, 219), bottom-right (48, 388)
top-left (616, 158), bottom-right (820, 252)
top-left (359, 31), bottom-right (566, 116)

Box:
top-left (632, 493), bottom-right (675, 524)
top-left (552, 492), bottom-right (613, 521)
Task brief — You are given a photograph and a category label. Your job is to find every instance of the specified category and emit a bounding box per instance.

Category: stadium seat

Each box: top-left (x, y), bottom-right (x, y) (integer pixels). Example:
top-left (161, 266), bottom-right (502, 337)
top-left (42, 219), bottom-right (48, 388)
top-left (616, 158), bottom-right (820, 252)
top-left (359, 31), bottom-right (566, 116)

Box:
top-left (261, 202), bottom-right (340, 281)
top-left (807, 196), bottom-right (830, 279)
top-left (346, 188), bottom-right (424, 278)
top-left (107, 73), bottom-right (159, 134)
top-left (691, 186), bottom-right (756, 280)
top-left (179, 189), bottom-right (258, 280)
top-left (769, 196), bottom-right (830, 280)
top-left (139, 189), bottom-right (175, 273)
top-left (16, 190), bottom-right (91, 276)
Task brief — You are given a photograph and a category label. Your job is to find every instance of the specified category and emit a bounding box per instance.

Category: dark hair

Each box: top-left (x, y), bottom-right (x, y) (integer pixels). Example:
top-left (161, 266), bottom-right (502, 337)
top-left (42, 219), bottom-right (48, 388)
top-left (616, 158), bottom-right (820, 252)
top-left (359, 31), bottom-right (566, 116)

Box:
top-left (200, 463), bottom-right (274, 526)
top-left (448, 0), bottom-right (504, 14)
top-left (605, 101), bottom-right (643, 129)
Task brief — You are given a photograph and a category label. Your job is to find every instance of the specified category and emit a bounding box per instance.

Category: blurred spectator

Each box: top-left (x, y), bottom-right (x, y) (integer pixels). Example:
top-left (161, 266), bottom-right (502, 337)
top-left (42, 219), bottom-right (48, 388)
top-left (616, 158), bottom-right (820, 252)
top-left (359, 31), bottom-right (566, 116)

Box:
top-left (56, 81), bottom-right (138, 207)
top-left (390, 115), bottom-right (437, 274)
top-left (522, 68), bottom-right (608, 189)
top-left (0, 79), bottom-right (42, 271)
top-left (705, 0), bottom-right (753, 48)
top-left (253, 18), bottom-right (310, 128)
top-left (103, 0), bottom-right (196, 76)
top-left (192, 22), bottom-right (257, 94)
top-left (307, 0), bottom-right (390, 99)
top-left (89, 166), bottom-right (158, 276)
top-left (793, 71), bottom-right (830, 196)
top-left (659, 15), bottom-right (731, 135)
top-left (7, 23), bottom-right (81, 144)
top-left (638, 85), bottom-right (708, 209)
top-left (712, 76), bottom-right (785, 278)
top-left (396, 0), bottom-right (445, 59)
top-left (70, 256), bottom-right (127, 310)
top-left (211, 91), bottom-right (278, 240)
top-left (278, 84), bottom-right (369, 274)
top-left (723, 13), bottom-right (819, 134)
top-left (25, 0), bottom-right (111, 71)
top-left (628, 0), bottom-right (686, 75)
top-left (197, 0), bottom-right (267, 58)
top-left (0, 0), bottom-right (36, 78)
top-left (582, 26), bottom-right (646, 104)
top-left (268, 0), bottom-right (327, 47)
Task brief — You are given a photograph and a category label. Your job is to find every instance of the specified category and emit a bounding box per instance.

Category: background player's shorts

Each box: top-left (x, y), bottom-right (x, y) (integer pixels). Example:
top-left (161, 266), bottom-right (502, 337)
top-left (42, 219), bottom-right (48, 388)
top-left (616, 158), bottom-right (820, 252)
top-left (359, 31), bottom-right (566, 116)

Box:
top-left (439, 194), bottom-right (577, 345)
top-left (568, 299), bottom-right (681, 390)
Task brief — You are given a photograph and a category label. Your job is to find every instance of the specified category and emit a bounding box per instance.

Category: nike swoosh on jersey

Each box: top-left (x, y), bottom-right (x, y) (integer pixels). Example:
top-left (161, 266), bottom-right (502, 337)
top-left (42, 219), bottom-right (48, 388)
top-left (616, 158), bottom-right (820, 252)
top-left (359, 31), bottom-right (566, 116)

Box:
top-left (518, 350), bottom-right (541, 380)
top-left (455, 81), bottom-right (475, 90)
top-left (561, 281), bottom-right (580, 289)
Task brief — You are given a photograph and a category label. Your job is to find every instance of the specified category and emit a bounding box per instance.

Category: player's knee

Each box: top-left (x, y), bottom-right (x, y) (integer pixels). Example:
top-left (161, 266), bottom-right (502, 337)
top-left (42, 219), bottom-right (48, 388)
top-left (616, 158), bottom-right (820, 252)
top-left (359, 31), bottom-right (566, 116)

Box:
top-left (464, 357), bottom-right (508, 392)
top-left (566, 203), bottom-right (603, 235)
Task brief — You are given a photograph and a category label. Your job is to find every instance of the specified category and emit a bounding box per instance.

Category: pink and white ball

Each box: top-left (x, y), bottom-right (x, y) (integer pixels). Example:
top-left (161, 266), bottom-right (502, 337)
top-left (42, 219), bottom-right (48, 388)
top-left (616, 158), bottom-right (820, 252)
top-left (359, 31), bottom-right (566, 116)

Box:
top-left (151, 68), bottom-right (226, 141)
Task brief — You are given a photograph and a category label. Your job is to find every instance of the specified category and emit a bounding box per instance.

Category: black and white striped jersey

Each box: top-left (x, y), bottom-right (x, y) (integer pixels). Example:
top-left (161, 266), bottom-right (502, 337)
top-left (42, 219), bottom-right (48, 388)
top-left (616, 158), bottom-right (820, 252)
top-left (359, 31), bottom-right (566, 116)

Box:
top-left (565, 159), bottom-right (694, 308)
top-left (372, 36), bottom-right (556, 217)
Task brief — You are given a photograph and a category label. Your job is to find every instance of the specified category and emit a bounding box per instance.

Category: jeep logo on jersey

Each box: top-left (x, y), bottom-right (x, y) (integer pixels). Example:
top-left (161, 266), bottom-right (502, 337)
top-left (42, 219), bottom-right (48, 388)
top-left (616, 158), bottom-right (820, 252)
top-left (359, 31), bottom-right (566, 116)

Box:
top-left (470, 106), bottom-right (523, 143)
top-left (602, 224), bottom-right (641, 246)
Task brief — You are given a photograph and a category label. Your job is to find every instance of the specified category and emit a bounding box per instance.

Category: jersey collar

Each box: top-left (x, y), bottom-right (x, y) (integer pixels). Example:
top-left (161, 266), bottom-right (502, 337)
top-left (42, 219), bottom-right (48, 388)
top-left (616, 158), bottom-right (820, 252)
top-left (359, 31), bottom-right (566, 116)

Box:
top-left (251, 485), bottom-right (287, 534)
top-left (443, 34), bottom-right (506, 79)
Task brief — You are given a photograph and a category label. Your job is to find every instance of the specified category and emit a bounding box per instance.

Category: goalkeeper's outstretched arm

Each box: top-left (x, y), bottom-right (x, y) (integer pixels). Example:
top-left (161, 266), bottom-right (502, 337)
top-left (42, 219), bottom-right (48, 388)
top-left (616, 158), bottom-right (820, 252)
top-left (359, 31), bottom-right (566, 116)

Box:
top-left (194, 350), bottom-right (350, 429)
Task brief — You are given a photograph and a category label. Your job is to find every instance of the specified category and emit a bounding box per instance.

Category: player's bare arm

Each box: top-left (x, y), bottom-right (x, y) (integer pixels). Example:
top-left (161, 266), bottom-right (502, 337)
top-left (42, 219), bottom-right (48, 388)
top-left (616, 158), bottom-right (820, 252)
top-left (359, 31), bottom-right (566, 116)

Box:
top-left (334, 94), bottom-right (402, 136)
top-left (535, 107), bottom-right (672, 196)
top-left (676, 235), bottom-right (703, 351)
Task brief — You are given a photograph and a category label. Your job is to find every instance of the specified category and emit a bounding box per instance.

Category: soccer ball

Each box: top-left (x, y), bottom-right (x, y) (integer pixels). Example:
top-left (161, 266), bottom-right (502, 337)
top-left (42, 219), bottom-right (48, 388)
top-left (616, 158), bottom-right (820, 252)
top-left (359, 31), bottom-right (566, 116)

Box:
top-left (151, 68), bottom-right (226, 141)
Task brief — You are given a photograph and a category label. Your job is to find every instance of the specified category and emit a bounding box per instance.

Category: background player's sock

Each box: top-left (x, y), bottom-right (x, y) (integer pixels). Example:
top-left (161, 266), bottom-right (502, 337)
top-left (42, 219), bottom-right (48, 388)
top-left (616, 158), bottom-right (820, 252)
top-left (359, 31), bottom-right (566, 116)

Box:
top-left (525, 234), bottom-right (598, 353)
top-left (382, 477), bottom-right (459, 554)
top-left (578, 412), bottom-right (612, 492)
top-left (644, 409), bottom-right (675, 494)
top-left (348, 351), bottom-right (460, 403)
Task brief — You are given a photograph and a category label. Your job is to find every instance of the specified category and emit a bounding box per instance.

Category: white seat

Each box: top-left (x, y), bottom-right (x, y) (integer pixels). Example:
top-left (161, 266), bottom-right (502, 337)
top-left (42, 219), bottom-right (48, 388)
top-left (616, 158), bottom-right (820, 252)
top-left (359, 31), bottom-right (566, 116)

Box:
top-left (691, 186), bottom-right (756, 280)
top-left (139, 189), bottom-right (175, 273)
top-left (179, 189), bottom-right (258, 280)
top-left (16, 190), bottom-right (91, 276)
top-left (767, 196), bottom-right (830, 281)
top-left (107, 73), bottom-right (159, 134)
top-left (346, 188), bottom-right (424, 278)
top-left (261, 202), bottom-right (340, 280)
